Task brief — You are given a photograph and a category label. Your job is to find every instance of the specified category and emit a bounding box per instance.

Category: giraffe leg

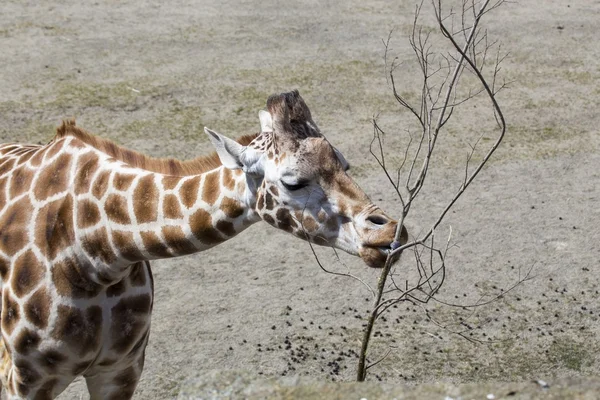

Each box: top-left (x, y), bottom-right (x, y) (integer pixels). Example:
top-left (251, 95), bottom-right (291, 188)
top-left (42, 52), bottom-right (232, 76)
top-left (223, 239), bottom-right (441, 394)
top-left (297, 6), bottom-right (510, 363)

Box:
top-left (84, 349), bottom-right (146, 400)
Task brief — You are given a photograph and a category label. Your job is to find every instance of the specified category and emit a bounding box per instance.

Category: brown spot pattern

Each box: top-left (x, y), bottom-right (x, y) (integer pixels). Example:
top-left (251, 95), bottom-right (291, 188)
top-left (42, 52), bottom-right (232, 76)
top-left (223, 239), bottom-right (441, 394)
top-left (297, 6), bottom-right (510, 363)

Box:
top-left (74, 153), bottom-right (99, 195)
top-left (222, 168), bottom-right (235, 191)
top-left (106, 280), bottom-right (127, 298)
top-left (105, 194), bottom-right (131, 224)
top-left (265, 192), bottom-right (274, 210)
top-left (24, 288), bottom-right (51, 329)
top-left (134, 174), bottom-right (159, 223)
top-left (34, 195), bottom-right (74, 260)
top-left (92, 170), bottom-right (110, 200)
top-left (201, 170), bottom-right (219, 205)
top-left (0, 198), bottom-right (33, 256)
top-left (112, 231), bottom-right (144, 261)
top-left (52, 305), bottom-right (102, 357)
top-left (9, 166), bottom-right (33, 199)
top-left (0, 158), bottom-right (15, 177)
top-left (11, 250), bottom-right (44, 298)
top-left (114, 173), bottom-right (135, 191)
top-left (2, 291), bottom-right (20, 335)
top-left (77, 199), bottom-right (101, 229)
top-left (163, 194), bottom-right (183, 219)
top-left (0, 257), bottom-right (8, 280)
top-left (263, 214), bottom-right (275, 226)
top-left (81, 227), bottom-right (116, 265)
top-left (110, 294), bottom-right (152, 353)
top-left (162, 226), bottom-right (196, 255)
top-left (0, 177), bottom-right (7, 207)
top-left (52, 257), bottom-right (102, 299)
top-left (220, 197), bottom-right (244, 219)
top-left (189, 209), bottom-right (224, 245)
top-left (129, 262), bottom-right (147, 287)
top-left (179, 177), bottom-right (200, 209)
top-left (216, 220), bottom-right (236, 237)
top-left (33, 153), bottom-right (72, 201)
top-left (14, 359), bottom-right (41, 395)
top-left (39, 350), bottom-right (67, 373)
top-left (161, 175), bottom-right (181, 190)
top-left (14, 329), bottom-right (41, 355)
top-left (276, 208), bottom-right (297, 233)
top-left (140, 231), bottom-right (171, 258)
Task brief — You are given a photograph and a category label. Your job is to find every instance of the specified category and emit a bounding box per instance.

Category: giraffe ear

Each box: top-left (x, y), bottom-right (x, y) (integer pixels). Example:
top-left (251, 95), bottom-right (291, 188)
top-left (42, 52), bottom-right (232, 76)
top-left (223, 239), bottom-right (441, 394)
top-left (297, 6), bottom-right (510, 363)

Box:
top-left (204, 127), bottom-right (265, 175)
top-left (333, 147), bottom-right (350, 171)
top-left (204, 127), bottom-right (245, 169)
top-left (258, 110), bottom-right (273, 132)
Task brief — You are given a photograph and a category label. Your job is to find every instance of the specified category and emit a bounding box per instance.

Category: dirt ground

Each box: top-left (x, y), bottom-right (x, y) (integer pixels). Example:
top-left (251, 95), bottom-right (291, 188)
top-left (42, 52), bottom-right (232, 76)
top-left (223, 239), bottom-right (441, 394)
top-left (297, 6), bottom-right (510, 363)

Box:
top-left (1, 0), bottom-right (599, 398)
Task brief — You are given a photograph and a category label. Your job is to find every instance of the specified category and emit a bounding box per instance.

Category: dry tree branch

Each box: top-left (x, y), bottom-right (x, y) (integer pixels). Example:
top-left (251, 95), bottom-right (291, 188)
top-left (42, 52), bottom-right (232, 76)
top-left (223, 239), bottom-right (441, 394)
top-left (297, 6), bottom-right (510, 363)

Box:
top-left (357, 0), bottom-right (510, 382)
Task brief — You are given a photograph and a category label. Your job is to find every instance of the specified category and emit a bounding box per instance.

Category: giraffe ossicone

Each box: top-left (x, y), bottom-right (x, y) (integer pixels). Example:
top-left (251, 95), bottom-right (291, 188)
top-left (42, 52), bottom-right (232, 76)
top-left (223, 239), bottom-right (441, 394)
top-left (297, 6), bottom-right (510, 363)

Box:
top-left (0, 90), bottom-right (407, 399)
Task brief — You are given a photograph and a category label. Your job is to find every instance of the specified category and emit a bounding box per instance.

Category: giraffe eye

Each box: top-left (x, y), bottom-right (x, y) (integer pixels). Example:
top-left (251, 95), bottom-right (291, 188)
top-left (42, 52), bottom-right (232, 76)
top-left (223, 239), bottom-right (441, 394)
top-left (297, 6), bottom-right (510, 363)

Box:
top-left (281, 180), bottom-right (308, 191)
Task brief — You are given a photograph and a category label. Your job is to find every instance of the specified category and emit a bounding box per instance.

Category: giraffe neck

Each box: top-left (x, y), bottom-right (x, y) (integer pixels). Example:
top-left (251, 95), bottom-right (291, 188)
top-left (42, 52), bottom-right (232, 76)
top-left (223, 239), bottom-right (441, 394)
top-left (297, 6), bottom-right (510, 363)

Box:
top-left (76, 153), bottom-right (259, 282)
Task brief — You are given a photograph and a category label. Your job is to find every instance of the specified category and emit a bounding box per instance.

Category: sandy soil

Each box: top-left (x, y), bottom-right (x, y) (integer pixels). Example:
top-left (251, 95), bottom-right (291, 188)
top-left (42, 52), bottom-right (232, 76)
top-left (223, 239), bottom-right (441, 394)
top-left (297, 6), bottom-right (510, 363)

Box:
top-left (1, 0), bottom-right (599, 398)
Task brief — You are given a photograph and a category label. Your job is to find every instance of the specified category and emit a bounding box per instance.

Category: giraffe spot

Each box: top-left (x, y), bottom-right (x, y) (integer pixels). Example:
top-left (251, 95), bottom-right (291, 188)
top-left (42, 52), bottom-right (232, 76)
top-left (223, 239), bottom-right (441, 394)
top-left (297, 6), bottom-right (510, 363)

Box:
top-left (222, 168), bottom-right (235, 191)
top-left (264, 192), bottom-right (274, 210)
top-left (179, 176), bottom-right (201, 209)
top-left (74, 153), bottom-right (99, 195)
top-left (0, 198), bottom-right (33, 256)
top-left (92, 170), bottom-right (110, 200)
top-left (162, 226), bottom-right (197, 255)
top-left (163, 194), bottom-right (183, 219)
top-left (326, 216), bottom-right (339, 232)
top-left (114, 173), bottom-right (136, 191)
top-left (112, 231), bottom-right (144, 261)
top-left (2, 291), bottom-right (20, 335)
top-left (11, 250), bottom-right (44, 298)
top-left (256, 192), bottom-right (265, 210)
top-left (269, 185), bottom-right (279, 197)
top-left (14, 359), bottom-right (41, 395)
top-left (81, 227), bottom-right (117, 265)
top-left (127, 328), bottom-right (149, 359)
top-left (52, 305), bottom-right (102, 357)
top-left (317, 210), bottom-right (327, 223)
top-left (77, 199), bottom-right (101, 229)
top-left (39, 350), bottom-right (67, 373)
top-left (115, 365), bottom-right (138, 388)
top-left (28, 147), bottom-right (46, 168)
top-left (52, 257), bottom-right (102, 299)
top-left (106, 279), bottom-right (127, 298)
top-left (14, 328), bottom-right (41, 355)
top-left (33, 153), bottom-right (72, 201)
top-left (8, 166), bottom-right (33, 199)
top-left (301, 215), bottom-right (318, 232)
top-left (189, 209), bottom-right (224, 245)
top-left (15, 149), bottom-right (35, 165)
top-left (216, 220), bottom-right (236, 237)
top-left (263, 214), bottom-right (275, 226)
top-left (128, 262), bottom-right (147, 287)
top-left (0, 257), bottom-right (8, 280)
top-left (313, 235), bottom-right (329, 246)
top-left (44, 139), bottom-right (64, 160)
top-left (0, 158), bottom-right (15, 177)
top-left (24, 287), bottom-right (51, 329)
top-left (276, 208), bottom-right (297, 233)
top-left (35, 194), bottom-right (75, 260)
top-left (201, 170), bottom-right (219, 205)
top-left (133, 174), bottom-right (159, 223)
top-left (140, 231), bottom-right (171, 258)
top-left (0, 176), bottom-right (7, 207)
top-left (105, 194), bottom-right (131, 224)
top-left (110, 294), bottom-right (152, 354)
top-left (161, 175), bottom-right (182, 190)
top-left (220, 197), bottom-right (244, 219)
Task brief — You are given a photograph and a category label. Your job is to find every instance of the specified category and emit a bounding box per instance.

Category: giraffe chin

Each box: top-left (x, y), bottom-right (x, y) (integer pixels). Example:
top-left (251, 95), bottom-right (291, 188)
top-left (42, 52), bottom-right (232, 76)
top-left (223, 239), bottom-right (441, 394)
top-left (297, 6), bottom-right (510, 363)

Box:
top-left (360, 246), bottom-right (394, 268)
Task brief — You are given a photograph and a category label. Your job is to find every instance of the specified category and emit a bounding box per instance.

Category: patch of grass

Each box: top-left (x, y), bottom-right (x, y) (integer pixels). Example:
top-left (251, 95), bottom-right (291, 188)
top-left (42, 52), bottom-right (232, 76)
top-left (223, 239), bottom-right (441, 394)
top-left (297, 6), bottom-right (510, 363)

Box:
top-left (548, 338), bottom-right (593, 372)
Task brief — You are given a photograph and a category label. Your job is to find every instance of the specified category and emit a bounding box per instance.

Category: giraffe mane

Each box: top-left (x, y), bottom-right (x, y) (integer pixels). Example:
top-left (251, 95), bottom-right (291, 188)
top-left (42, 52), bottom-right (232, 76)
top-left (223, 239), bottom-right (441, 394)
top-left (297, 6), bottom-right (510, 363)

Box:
top-left (55, 119), bottom-right (258, 176)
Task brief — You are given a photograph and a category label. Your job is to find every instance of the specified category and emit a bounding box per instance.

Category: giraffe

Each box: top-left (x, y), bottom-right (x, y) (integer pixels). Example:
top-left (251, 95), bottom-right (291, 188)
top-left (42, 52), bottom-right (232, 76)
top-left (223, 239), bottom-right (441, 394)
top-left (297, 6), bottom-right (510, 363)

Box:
top-left (0, 90), bottom-right (407, 399)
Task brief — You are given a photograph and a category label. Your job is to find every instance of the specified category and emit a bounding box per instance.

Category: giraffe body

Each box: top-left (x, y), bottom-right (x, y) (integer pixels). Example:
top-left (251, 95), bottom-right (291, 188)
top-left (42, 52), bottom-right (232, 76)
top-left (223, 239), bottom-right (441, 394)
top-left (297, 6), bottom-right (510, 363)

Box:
top-left (0, 90), bottom-right (406, 399)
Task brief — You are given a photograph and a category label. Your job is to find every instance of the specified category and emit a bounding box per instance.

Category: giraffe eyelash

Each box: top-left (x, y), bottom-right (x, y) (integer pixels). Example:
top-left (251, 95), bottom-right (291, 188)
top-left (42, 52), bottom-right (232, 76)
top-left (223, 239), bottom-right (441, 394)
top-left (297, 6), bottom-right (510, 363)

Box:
top-left (281, 180), bottom-right (309, 191)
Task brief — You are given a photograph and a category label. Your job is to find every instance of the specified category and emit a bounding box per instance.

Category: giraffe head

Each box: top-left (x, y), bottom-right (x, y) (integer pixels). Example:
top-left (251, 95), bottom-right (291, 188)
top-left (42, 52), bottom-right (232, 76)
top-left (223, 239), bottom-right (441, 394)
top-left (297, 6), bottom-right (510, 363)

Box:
top-left (205, 90), bottom-right (407, 268)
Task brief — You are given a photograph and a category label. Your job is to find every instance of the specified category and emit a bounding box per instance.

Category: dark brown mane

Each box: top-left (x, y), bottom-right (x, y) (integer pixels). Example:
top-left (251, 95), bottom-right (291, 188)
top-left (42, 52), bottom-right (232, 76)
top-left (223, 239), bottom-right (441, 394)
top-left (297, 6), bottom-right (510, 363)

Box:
top-left (55, 119), bottom-right (258, 176)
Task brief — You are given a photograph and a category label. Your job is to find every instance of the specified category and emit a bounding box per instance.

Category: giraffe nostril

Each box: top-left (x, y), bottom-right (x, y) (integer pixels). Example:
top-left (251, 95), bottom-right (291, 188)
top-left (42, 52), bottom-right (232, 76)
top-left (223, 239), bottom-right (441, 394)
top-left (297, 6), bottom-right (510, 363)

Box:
top-left (366, 215), bottom-right (388, 226)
